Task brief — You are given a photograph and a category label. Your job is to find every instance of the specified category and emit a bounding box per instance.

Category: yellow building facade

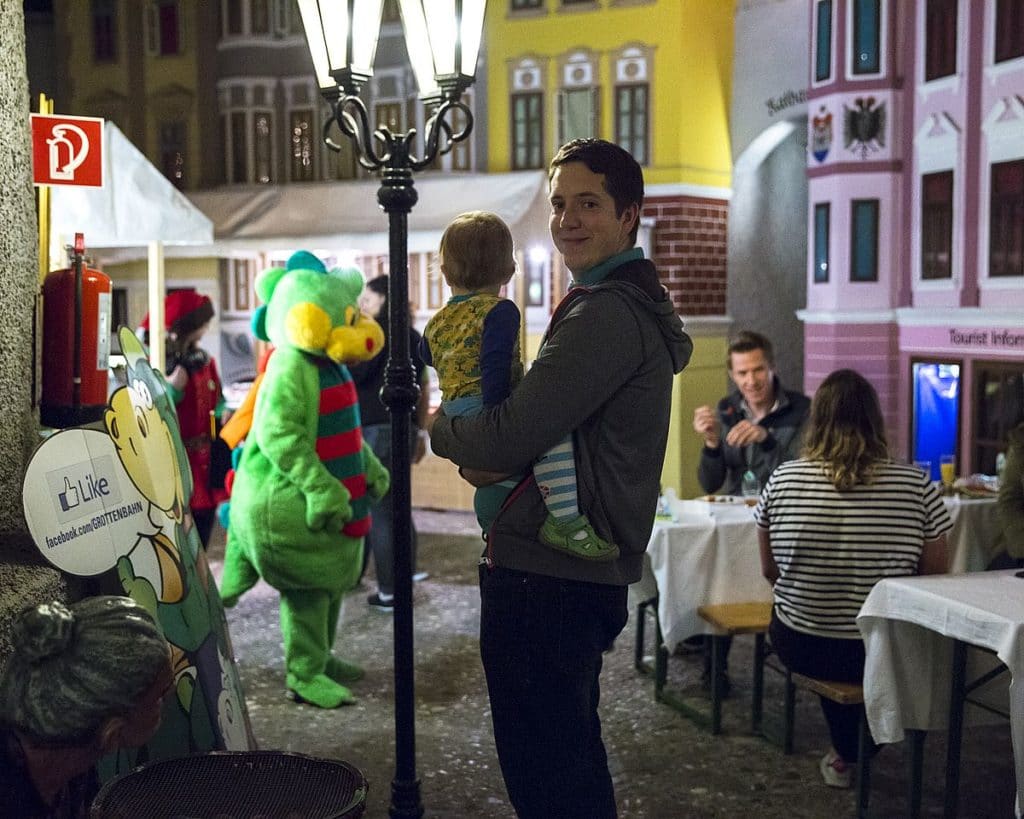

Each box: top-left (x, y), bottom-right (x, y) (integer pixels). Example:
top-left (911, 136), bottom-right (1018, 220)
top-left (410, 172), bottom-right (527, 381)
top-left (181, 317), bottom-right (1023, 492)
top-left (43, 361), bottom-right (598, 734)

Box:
top-left (485, 0), bottom-right (737, 498)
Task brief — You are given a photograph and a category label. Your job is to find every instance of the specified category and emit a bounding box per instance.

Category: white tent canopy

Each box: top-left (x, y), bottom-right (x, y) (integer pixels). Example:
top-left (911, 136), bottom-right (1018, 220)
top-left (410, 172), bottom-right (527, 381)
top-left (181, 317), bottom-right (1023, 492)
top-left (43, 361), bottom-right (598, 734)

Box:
top-left (49, 122), bottom-right (213, 253)
top-left (185, 170), bottom-right (552, 256)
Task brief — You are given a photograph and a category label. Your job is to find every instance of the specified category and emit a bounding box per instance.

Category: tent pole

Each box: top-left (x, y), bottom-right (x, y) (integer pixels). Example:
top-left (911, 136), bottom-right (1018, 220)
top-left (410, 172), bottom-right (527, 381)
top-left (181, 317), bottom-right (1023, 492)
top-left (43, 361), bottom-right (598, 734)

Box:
top-left (147, 240), bottom-right (165, 370)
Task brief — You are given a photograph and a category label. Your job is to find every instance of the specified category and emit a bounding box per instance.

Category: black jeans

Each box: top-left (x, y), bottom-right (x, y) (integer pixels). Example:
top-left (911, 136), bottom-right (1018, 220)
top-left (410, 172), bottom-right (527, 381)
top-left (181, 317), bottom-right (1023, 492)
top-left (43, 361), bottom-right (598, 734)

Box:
top-left (769, 614), bottom-right (878, 762)
top-left (360, 424), bottom-right (418, 595)
top-left (479, 565), bottom-right (627, 819)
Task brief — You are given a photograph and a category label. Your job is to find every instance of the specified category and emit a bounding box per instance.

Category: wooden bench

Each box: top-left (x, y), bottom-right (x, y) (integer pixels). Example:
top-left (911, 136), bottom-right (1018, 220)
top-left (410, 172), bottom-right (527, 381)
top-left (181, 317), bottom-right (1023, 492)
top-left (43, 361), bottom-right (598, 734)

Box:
top-left (634, 600), bottom-right (773, 736)
top-left (784, 672), bottom-right (874, 818)
top-left (697, 602), bottom-right (773, 735)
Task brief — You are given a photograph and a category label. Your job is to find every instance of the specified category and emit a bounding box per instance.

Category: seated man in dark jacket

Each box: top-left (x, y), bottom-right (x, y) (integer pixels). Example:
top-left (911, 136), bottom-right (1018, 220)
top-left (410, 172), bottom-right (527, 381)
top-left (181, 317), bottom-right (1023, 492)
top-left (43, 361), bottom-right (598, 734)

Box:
top-left (694, 330), bottom-right (810, 497)
top-left (690, 330), bottom-right (810, 690)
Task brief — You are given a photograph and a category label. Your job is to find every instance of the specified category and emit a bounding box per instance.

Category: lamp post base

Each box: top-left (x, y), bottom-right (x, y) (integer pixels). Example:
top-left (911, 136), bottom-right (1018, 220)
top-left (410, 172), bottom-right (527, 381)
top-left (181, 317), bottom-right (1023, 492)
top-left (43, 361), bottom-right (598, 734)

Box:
top-left (389, 778), bottom-right (425, 819)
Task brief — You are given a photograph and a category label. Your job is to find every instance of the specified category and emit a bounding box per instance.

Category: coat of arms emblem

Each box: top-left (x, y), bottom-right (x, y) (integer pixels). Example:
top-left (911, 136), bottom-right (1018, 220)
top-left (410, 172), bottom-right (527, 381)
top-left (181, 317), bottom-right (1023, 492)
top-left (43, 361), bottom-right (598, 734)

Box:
top-left (811, 106), bottom-right (833, 163)
top-left (843, 97), bottom-right (886, 159)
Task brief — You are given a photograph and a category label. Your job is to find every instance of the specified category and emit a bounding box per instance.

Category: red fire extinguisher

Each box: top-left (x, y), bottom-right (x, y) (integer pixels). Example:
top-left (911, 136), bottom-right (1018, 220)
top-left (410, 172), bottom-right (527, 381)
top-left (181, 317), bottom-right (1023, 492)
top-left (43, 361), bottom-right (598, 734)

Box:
top-left (40, 232), bottom-right (112, 428)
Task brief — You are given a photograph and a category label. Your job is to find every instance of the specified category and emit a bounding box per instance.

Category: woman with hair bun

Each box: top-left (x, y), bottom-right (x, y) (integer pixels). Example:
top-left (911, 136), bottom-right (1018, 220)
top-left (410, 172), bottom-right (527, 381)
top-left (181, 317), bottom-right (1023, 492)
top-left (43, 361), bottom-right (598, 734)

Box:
top-left (0, 595), bottom-right (173, 817)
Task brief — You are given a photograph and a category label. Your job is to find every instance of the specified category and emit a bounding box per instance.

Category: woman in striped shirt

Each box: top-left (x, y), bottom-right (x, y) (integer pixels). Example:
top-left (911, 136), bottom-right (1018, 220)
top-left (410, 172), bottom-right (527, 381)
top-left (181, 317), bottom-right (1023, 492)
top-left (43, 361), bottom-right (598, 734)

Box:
top-left (755, 368), bottom-right (951, 789)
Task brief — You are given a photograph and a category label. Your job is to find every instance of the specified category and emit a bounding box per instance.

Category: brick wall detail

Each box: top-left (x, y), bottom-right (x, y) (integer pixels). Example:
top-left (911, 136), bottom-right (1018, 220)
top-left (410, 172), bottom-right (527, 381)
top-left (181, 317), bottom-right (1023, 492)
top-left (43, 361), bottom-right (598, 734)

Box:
top-left (644, 195), bottom-right (728, 315)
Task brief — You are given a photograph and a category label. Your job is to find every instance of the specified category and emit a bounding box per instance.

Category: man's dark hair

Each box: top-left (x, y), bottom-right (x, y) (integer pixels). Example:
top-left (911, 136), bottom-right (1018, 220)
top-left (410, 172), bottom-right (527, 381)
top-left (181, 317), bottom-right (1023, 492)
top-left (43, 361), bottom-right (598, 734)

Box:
top-left (549, 139), bottom-right (644, 244)
top-left (727, 330), bottom-right (774, 368)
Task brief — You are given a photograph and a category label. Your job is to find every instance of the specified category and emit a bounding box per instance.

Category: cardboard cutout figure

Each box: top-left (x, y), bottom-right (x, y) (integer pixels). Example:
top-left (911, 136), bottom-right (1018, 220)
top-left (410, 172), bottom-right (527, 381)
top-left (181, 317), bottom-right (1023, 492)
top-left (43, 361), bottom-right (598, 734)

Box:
top-left (22, 327), bottom-right (253, 778)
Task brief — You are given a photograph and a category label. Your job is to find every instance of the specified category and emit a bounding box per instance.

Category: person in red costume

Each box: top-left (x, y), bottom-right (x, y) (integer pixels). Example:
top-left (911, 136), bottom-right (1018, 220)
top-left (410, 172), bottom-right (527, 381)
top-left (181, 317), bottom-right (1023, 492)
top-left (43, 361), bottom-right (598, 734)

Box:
top-left (139, 289), bottom-right (228, 547)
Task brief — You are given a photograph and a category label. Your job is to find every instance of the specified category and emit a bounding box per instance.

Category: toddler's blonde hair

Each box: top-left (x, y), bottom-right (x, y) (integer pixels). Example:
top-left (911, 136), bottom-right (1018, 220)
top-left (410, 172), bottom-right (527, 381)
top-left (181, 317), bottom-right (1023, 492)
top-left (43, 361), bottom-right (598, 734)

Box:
top-left (439, 211), bottom-right (515, 291)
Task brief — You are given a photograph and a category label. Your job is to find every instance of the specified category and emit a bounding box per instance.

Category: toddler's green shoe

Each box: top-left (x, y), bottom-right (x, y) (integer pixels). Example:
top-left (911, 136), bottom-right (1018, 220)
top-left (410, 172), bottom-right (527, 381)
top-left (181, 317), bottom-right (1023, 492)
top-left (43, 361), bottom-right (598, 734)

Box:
top-left (539, 514), bottom-right (619, 561)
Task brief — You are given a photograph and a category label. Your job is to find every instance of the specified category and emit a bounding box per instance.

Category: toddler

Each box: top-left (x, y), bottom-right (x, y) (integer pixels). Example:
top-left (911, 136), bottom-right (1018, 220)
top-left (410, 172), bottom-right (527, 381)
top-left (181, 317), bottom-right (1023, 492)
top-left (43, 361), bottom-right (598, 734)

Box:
top-left (422, 211), bottom-right (617, 560)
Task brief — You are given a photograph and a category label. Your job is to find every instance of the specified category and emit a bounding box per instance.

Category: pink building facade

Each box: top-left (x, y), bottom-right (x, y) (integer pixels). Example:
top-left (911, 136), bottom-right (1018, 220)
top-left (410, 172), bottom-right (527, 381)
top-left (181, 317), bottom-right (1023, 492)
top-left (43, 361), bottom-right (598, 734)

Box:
top-left (802, 0), bottom-right (1024, 473)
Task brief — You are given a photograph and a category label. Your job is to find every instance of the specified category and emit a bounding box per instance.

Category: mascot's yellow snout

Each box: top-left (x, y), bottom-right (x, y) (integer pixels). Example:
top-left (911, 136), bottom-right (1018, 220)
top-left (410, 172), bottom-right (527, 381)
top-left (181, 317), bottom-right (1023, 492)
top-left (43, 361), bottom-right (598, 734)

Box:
top-left (285, 303), bottom-right (385, 364)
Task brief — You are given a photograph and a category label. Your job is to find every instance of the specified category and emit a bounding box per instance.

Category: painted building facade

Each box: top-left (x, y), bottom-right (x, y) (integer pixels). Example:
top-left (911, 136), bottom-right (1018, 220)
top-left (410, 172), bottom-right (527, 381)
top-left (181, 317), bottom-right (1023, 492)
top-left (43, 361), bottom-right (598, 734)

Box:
top-left (803, 0), bottom-right (1024, 473)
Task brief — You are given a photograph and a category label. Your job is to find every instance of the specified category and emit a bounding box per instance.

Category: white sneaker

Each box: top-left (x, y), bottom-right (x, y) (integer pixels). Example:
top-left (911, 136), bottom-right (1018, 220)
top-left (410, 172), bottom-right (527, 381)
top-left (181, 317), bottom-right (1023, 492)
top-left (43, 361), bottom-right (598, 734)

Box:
top-left (819, 750), bottom-right (853, 789)
top-left (412, 571), bottom-right (429, 582)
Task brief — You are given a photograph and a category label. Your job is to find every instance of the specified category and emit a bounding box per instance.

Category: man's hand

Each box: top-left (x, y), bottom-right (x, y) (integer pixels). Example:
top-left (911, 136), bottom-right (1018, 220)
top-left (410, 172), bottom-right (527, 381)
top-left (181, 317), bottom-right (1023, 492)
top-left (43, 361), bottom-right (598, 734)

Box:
top-left (725, 419), bottom-right (768, 448)
top-left (693, 405), bottom-right (720, 449)
top-left (459, 467), bottom-right (512, 488)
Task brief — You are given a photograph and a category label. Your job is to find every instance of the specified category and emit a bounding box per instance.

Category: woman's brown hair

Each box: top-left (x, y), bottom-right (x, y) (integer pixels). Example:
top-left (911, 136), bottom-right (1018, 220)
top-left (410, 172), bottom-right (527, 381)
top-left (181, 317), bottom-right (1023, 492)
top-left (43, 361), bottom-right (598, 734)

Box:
top-left (802, 368), bottom-right (889, 490)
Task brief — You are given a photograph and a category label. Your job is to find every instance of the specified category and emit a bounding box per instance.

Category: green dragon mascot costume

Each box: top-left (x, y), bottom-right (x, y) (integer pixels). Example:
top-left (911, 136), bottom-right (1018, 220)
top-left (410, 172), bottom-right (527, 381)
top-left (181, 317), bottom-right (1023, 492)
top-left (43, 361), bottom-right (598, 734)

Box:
top-left (220, 250), bottom-right (388, 708)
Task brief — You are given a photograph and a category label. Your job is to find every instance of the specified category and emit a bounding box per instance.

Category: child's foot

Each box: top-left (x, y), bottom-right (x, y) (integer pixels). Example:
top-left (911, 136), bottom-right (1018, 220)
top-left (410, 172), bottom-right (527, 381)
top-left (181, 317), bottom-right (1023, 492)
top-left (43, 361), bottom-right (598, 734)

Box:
top-left (325, 655), bottom-right (365, 683)
top-left (539, 514), bottom-right (619, 561)
top-left (286, 673), bottom-right (356, 708)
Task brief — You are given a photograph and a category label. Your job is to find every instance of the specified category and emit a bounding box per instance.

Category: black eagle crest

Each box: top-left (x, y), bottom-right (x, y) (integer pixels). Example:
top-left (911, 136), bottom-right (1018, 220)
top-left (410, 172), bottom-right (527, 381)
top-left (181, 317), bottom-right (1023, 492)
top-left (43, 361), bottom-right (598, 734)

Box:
top-left (843, 97), bottom-right (886, 159)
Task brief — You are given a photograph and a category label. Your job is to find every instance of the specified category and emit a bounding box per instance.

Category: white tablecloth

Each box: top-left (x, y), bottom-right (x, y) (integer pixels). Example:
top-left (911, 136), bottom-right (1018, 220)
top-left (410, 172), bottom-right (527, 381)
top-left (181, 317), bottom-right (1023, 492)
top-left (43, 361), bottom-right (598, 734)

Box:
top-left (857, 571), bottom-right (1024, 817)
top-left (944, 496), bottom-right (1002, 573)
top-left (631, 496), bottom-right (998, 655)
top-left (632, 502), bottom-right (772, 653)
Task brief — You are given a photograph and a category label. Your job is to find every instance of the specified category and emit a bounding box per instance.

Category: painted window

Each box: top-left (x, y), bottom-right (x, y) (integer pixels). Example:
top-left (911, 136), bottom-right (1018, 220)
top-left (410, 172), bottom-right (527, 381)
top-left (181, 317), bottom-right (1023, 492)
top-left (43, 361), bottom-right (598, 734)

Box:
top-left (815, 1), bottom-right (833, 82)
top-left (925, 0), bottom-right (957, 81)
top-left (427, 252), bottom-right (444, 309)
top-left (990, 159), bottom-right (1024, 277)
top-left (921, 171), bottom-right (953, 279)
top-left (225, 0), bottom-right (243, 34)
top-left (158, 121), bottom-right (186, 189)
top-left (974, 362), bottom-right (1024, 474)
top-left (223, 0), bottom-right (294, 37)
top-left (850, 199), bottom-right (879, 281)
top-left (92, 0), bottom-right (117, 63)
top-left (146, 1), bottom-right (181, 57)
top-left (851, 0), bottom-right (881, 75)
top-left (221, 83), bottom-right (276, 184)
top-left (558, 53), bottom-right (599, 144)
top-left (289, 109), bottom-right (316, 181)
top-left (251, 0), bottom-right (271, 34)
top-left (525, 253), bottom-right (546, 307)
top-left (615, 85), bottom-right (648, 166)
top-left (227, 111), bottom-right (248, 183)
top-left (996, 0), bottom-right (1024, 63)
top-left (813, 203), bottom-right (830, 283)
top-left (512, 93), bottom-right (544, 170)
top-left (374, 101), bottom-right (403, 134)
top-left (253, 111), bottom-right (274, 183)
top-left (511, 0), bottom-right (543, 8)
top-left (559, 90), bottom-right (598, 143)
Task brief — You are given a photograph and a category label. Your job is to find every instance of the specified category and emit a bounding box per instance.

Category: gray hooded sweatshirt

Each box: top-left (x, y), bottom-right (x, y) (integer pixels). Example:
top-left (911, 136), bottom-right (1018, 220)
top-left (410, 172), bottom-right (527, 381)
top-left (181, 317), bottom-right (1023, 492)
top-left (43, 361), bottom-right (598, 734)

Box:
top-left (430, 256), bottom-right (693, 586)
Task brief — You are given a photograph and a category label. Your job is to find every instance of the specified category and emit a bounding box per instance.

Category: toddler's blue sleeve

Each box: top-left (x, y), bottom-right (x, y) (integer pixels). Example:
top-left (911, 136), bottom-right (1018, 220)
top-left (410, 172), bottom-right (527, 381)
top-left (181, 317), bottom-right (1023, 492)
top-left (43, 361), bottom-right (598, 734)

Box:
top-left (480, 300), bottom-right (521, 406)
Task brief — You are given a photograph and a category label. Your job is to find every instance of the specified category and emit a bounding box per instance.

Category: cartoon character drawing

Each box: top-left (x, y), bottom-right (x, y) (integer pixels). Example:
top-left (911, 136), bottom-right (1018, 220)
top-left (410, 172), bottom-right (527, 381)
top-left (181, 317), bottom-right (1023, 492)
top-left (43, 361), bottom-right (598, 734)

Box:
top-left (221, 250), bottom-right (388, 709)
top-left (102, 328), bottom-right (251, 765)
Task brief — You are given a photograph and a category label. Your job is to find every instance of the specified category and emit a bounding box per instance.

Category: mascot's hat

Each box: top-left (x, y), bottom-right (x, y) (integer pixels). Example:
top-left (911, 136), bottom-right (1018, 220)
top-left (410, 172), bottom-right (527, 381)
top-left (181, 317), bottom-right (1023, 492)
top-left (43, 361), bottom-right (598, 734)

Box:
top-left (139, 289), bottom-right (214, 337)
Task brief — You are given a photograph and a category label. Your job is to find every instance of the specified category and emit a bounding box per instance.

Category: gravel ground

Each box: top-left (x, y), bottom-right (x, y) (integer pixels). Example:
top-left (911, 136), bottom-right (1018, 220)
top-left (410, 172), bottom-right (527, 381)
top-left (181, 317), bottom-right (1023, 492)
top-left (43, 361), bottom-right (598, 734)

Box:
top-left (208, 510), bottom-right (1016, 818)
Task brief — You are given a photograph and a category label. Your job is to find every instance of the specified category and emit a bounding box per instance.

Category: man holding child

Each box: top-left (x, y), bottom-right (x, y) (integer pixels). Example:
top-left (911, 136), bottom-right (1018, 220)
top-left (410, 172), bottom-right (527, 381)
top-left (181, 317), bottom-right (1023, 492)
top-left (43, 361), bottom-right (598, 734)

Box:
top-left (430, 139), bottom-right (692, 818)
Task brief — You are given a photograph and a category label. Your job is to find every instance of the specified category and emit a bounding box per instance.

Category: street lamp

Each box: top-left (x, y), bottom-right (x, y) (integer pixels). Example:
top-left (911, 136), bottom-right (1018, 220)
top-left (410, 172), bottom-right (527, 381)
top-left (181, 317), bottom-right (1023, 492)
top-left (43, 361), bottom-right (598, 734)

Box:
top-left (298, 2), bottom-right (486, 817)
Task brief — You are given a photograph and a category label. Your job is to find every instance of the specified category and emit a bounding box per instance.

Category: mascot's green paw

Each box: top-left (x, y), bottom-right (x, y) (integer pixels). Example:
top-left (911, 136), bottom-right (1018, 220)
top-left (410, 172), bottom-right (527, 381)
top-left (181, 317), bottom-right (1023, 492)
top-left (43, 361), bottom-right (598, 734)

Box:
top-left (286, 673), bottom-right (356, 708)
top-left (325, 655), bottom-right (365, 683)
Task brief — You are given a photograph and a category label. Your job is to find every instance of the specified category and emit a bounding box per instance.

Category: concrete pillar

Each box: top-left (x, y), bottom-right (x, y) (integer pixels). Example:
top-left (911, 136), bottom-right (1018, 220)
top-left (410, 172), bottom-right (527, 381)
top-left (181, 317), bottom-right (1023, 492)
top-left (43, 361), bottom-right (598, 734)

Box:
top-left (0, 3), bottom-right (67, 663)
